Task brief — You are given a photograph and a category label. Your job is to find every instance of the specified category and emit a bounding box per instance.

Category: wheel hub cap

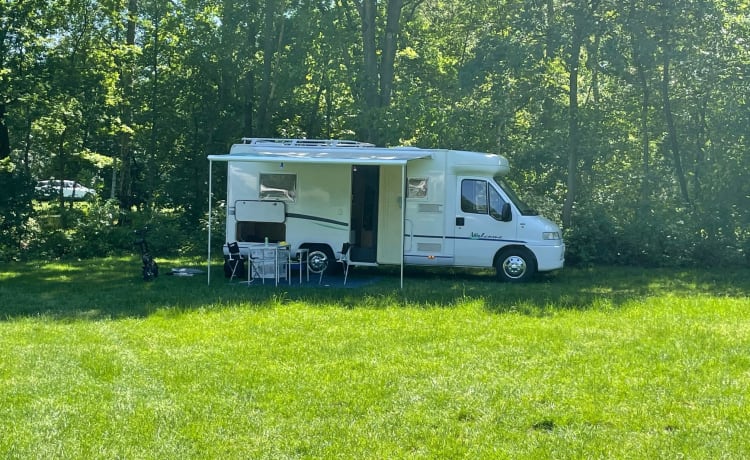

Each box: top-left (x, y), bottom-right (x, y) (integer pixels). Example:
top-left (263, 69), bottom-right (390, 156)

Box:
top-left (503, 256), bottom-right (527, 278)
top-left (308, 252), bottom-right (328, 273)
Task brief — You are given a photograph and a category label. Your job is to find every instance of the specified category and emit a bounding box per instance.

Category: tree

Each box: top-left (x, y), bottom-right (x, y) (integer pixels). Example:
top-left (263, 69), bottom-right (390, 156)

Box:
top-left (339, 0), bottom-right (420, 144)
top-left (657, 0), bottom-right (689, 204)
top-left (561, 0), bottom-right (601, 229)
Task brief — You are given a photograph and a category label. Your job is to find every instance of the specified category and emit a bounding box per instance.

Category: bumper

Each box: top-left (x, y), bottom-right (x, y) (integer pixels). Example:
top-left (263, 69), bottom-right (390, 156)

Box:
top-left (532, 243), bottom-right (565, 272)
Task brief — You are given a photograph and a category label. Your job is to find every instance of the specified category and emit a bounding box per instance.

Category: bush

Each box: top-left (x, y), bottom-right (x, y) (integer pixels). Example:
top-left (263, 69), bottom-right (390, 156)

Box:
top-left (0, 159), bottom-right (35, 261)
top-left (565, 200), bottom-right (748, 268)
top-left (564, 205), bottom-right (620, 267)
top-left (71, 199), bottom-right (130, 258)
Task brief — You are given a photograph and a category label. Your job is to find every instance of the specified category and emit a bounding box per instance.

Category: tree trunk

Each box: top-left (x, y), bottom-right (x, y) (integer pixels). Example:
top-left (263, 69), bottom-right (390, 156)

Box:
top-left (541, 0), bottom-right (556, 129)
top-left (379, 0), bottom-right (403, 107)
top-left (629, 0), bottom-right (652, 216)
top-left (0, 18), bottom-right (9, 160)
top-left (118, 0), bottom-right (138, 207)
top-left (147, 4), bottom-right (161, 210)
top-left (258, 0), bottom-right (284, 136)
top-left (561, 16), bottom-right (583, 229)
top-left (347, 0), bottom-right (408, 144)
top-left (661, 42), bottom-right (690, 203)
top-left (0, 104), bottom-right (9, 160)
top-left (243, 13), bottom-right (257, 136)
top-left (359, 0), bottom-right (379, 109)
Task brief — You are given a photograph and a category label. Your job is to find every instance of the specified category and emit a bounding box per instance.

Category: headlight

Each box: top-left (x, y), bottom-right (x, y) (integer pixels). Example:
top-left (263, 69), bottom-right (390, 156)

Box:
top-left (543, 232), bottom-right (561, 240)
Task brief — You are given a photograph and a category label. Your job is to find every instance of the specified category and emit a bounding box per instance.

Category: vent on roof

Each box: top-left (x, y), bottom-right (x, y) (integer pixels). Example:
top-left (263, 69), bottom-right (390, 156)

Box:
top-left (241, 138), bottom-right (374, 148)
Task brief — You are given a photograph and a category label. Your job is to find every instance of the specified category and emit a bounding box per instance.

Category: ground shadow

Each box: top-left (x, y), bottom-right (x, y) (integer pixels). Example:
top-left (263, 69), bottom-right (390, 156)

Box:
top-left (1, 258), bottom-right (748, 321)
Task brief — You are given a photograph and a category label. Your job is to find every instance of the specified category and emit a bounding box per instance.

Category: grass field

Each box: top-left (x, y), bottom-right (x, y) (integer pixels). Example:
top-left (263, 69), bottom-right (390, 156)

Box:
top-left (1, 258), bottom-right (749, 459)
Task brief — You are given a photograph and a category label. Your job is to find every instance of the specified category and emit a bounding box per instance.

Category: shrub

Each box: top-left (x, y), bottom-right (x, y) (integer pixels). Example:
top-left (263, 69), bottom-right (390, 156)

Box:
top-left (0, 159), bottom-right (35, 261)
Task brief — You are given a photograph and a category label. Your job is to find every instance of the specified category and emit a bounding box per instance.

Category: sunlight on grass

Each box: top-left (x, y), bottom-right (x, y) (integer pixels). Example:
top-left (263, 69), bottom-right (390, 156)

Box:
top-left (0, 271), bottom-right (22, 281)
top-left (1, 262), bottom-right (749, 458)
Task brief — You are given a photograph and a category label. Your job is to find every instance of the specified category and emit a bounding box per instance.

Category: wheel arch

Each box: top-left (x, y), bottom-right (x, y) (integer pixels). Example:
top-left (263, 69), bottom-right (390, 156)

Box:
top-left (493, 244), bottom-right (537, 267)
top-left (494, 244), bottom-right (538, 282)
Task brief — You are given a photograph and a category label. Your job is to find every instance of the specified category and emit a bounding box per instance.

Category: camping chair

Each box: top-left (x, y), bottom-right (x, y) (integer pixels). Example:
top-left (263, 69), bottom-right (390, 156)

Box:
top-left (336, 243), bottom-right (378, 286)
top-left (338, 242), bottom-right (352, 285)
top-left (288, 248), bottom-right (310, 284)
top-left (225, 242), bottom-right (245, 282)
top-left (248, 247), bottom-right (267, 284)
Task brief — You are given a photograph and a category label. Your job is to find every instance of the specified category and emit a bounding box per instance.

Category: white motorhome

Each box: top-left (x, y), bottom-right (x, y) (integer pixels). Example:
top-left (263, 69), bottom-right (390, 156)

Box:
top-left (207, 138), bottom-right (564, 285)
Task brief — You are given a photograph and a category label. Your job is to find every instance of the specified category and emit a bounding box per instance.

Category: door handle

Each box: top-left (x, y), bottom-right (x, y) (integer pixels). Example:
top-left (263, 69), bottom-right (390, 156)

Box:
top-left (456, 217), bottom-right (464, 226)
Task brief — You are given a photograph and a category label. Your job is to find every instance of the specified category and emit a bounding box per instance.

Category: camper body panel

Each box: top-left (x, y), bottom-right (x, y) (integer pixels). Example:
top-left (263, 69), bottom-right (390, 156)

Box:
top-left (452, 174), bottom-right (518, 268)
top-left (403, 150), bottom-right (518, 269)
top-left (226, 160), bottom-right (351, 255)
top-left (403, 152), bottom-right (454, 266)
top-left (515, 215), bottom-right (566, 271)
top-left (215, 138), bottom-right (564, 280)
top-left (286, 162), bottom-right (351, 255)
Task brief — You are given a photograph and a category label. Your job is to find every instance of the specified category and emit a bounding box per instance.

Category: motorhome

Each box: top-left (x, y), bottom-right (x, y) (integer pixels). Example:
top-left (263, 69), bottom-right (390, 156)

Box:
top-left (207, 138), bottom-right (565, 285)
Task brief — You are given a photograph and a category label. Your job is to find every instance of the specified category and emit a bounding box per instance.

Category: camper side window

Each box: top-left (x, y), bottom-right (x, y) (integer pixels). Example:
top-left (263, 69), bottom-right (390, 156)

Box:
top-left (488, 187), bottom-right (507, 220)
top-left (259, 174), bottom-right (296, 201)
top-left (407, 178), bottom-right (428, 198)
top-left (462, 179), bottom-right (507, 219)
top-left (461, 179), bottom-right (488, 214)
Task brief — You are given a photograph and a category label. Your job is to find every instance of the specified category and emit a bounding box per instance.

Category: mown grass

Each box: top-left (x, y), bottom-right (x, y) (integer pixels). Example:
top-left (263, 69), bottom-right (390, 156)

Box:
top-left (1, 257), bottom-right (749, 459)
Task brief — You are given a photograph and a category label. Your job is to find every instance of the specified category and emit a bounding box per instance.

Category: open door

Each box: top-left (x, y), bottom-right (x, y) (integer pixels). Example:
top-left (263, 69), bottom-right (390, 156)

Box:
top-left (350, 165), bottom-right (379, 262)
top-left (377, 165), bottom-right (404, 265)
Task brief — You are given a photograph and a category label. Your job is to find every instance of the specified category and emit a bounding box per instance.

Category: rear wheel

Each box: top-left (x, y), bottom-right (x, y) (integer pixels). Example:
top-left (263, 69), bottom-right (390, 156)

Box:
top-left (307, 245), bottom-right (336, 274)
top-left (495, 248), bottom-right (536, 282)
top-left (143, 259), bottom-right (159, 281)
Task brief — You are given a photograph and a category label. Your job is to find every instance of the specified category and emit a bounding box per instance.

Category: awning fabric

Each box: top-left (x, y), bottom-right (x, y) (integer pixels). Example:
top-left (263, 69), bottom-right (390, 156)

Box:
top-left (206, 145), bottom-right (430, 288)
top-left (206, 147), bottom-right (431, 165)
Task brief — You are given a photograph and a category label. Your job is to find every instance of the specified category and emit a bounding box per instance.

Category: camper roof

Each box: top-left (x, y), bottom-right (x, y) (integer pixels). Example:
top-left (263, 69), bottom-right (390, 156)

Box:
top-left (208, 139), bottom-right (432, 165)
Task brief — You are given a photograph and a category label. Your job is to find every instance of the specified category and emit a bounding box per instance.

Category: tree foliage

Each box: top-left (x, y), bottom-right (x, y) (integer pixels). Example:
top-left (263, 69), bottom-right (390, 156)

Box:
top-left (2, 0), bottom-right (748, 265)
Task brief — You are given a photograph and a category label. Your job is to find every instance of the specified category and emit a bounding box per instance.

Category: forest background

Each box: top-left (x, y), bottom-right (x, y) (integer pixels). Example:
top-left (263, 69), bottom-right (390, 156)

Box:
top-left (1, 0), bottom-right (748, 268)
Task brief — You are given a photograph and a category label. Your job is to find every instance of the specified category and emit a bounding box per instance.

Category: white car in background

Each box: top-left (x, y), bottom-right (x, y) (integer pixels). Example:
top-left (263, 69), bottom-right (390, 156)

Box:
top-left (36, 179), bottom-right (96, 200)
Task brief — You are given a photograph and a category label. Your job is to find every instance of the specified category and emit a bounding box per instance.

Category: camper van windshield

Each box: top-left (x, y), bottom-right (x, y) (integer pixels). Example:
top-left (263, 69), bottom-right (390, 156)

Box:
top-left (495, 178), bottom-right (538, 216)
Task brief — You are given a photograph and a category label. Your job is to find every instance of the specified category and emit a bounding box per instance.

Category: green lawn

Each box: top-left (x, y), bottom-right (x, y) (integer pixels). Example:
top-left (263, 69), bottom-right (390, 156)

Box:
top-left (1, 259), bottom-right (749, 459)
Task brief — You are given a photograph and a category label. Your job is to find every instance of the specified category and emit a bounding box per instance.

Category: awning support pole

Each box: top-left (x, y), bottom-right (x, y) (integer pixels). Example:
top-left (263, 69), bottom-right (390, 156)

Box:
top-left (207, 160), bottom-right (213, 285)
top-left (400, 164), bottom-right (405, 289)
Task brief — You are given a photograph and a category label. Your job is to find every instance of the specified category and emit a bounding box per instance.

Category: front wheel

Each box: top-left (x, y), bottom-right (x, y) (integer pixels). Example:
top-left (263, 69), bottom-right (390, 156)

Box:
top-left (495, 248), bottom-right (536, 282)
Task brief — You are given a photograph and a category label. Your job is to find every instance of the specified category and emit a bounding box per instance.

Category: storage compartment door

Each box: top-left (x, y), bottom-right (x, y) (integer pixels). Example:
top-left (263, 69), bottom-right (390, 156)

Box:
top-left (235, 200), bottom-right (285, 223)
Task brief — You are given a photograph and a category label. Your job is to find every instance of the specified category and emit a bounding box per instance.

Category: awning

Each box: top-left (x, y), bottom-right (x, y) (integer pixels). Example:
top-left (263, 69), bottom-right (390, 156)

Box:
top-left (206, 146), bottom-right (431, 288)
top-left (206, 147), bottom-right (431, 165)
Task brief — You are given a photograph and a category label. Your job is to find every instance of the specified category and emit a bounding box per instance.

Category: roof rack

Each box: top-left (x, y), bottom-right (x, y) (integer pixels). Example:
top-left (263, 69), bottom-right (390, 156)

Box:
top-left (240, 138), bottom-right (375, 148)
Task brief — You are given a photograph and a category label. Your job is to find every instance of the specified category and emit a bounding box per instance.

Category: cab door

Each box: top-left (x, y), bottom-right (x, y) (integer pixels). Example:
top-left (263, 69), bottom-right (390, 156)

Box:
top-left (453, 178), bottom-right (515, 267)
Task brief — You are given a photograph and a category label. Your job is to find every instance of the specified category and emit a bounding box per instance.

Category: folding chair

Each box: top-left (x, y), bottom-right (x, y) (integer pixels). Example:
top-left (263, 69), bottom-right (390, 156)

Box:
top-left (337, 243), bottom-right (378, 285)
top-left (288, 248), bottom-right (310, 284)
top-left (338, 242), bottom-right (352, 285)
top-left (248, 247), bottom-right (268, 284)
top-left (225, 242), bottom-right (245, 282)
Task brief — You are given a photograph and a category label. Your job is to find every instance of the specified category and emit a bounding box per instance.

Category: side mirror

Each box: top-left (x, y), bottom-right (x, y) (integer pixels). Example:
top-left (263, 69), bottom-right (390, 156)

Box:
top-left (501, 203), bottom-right (512, 222)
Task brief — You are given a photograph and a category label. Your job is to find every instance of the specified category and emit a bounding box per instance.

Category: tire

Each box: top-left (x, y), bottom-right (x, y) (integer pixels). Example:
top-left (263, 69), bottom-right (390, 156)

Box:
top-left (307, 245), bottom-right (335, 274)
top-left (495, 248), bottom-right (536, 282)
top-left (143, 260), bottom-right (159, 281)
